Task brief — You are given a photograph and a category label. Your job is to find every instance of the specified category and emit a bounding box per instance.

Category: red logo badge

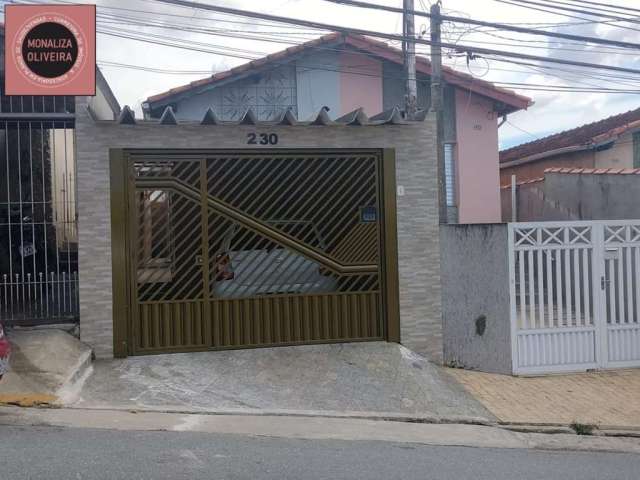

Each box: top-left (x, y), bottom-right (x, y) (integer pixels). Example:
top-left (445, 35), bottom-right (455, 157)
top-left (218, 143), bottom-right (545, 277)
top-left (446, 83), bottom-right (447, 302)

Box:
top-left (4, 4), bottom-right (96, 95)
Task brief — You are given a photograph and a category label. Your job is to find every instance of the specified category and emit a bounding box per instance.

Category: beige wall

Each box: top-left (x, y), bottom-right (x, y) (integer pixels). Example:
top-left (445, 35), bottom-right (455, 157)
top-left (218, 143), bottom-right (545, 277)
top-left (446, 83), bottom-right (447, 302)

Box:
top-left (500, 149), bottom-right (596, 185)
top-left (596, 132), bottom-right (634, 168)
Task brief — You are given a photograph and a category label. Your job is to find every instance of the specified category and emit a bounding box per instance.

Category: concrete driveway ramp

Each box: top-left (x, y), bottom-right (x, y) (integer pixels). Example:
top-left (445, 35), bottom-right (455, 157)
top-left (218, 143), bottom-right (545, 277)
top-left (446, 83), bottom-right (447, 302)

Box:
top-left (0, 328), bottom-right (93, 406)
top-left (72, 342), bottom-right (493, 422)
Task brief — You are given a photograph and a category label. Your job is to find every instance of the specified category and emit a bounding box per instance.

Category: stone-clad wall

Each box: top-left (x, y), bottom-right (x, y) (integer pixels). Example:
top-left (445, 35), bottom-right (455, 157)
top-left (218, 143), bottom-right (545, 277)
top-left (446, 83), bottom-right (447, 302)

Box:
top-left (76, 97), bottom-right (443, 360)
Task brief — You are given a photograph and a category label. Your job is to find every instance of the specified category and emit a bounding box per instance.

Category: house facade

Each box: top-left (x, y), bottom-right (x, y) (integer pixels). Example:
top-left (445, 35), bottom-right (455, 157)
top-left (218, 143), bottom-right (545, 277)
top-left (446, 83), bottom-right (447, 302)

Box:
top-left (78, 94), bottom-right (447, 361)
top-left (0, 30), bottom-right (528, 364)
top-left (500, 106), bottom-right (640, 185)
top-left (143, 33), bottom-right (531, 225)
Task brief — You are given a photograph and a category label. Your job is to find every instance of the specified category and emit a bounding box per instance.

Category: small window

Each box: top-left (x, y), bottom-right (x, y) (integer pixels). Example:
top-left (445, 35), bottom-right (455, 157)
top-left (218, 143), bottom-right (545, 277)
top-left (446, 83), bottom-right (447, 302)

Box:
top-left (444, 143), bottom-right (457, 207)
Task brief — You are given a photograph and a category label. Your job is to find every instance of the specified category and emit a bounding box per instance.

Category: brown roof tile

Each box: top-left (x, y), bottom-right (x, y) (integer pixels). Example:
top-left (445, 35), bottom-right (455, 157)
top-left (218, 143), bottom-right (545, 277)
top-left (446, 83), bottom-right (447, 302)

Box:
top-left (501, 106), bottom-right (640, 164)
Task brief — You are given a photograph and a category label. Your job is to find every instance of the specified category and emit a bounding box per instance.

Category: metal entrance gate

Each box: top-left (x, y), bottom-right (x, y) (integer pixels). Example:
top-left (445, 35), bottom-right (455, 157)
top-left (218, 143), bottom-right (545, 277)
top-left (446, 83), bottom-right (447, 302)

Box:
top-left (0, 91), bottom-right (78, 326)
top-left (110, 149), bottom-right (399, 356)
top-left (509, 221), bottom-right (640, 374)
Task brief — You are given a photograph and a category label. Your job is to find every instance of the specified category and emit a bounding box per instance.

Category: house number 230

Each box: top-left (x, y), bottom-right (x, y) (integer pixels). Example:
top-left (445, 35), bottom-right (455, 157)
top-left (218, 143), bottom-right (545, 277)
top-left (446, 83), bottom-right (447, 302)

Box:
top-left (247, 133), bottom-right (279, 145)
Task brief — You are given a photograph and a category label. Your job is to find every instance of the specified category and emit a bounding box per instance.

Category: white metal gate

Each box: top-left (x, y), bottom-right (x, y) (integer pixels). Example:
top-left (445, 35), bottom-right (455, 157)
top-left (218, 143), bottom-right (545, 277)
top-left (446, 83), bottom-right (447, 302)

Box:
top-left (509, 220), bottom-right (640, 374)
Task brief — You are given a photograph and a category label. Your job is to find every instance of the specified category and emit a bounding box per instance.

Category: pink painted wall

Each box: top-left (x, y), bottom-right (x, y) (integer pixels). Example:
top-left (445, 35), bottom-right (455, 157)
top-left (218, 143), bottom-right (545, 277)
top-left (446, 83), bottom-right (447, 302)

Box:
top-left (339, 52), bottom-right (383, 116)
top-left (455, 90), bottom-right (502, 223)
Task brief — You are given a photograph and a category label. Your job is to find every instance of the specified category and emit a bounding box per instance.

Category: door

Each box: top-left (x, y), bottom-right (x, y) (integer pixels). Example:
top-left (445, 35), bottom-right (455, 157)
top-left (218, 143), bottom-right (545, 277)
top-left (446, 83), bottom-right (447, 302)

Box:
top-left (110, 149), bottom-right (399, 356)
top-left (602, 223), bottom-right (640, 368)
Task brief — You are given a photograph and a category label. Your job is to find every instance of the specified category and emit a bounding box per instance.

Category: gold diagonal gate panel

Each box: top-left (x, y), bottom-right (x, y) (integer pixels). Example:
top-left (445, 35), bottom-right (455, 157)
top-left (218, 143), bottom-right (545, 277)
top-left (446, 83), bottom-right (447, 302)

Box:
top-left (112, 150), bottom-right (398, 356)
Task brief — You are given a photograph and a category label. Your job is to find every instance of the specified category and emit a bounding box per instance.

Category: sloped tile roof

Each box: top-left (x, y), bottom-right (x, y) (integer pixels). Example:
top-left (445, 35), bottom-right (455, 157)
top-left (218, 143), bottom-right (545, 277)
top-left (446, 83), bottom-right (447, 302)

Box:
top-left (145, 32), bottom-right (531, 114)
top-left (500, 106), bottom-right (640, 165)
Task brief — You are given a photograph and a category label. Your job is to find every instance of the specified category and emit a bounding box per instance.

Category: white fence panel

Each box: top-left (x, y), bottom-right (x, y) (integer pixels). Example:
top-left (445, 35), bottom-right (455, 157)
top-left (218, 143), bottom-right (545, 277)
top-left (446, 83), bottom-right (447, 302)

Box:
top-left (509, 220), bottom-right (640, 374)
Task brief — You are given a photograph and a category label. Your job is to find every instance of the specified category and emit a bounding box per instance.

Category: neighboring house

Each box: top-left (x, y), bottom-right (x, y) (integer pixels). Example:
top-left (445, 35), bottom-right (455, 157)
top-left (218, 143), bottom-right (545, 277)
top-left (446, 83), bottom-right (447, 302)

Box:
top-left (501, 167), bottom-right (640, 222)
top-left (143, 33), bottom-right (531, 224)
top-left (500, 106), bottom-right (640, 185)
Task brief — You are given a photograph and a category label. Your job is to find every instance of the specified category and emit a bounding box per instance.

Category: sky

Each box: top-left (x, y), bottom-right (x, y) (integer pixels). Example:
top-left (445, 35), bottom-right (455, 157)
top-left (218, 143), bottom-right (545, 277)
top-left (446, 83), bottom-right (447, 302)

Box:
top-left (2, 0), bottom-right (639, 149)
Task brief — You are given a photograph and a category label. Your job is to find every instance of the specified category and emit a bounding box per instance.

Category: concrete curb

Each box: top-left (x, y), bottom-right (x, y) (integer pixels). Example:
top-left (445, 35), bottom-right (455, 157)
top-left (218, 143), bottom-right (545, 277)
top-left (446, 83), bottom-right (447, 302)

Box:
top-left (498, 421), bottom-right (640, 437)
top-left (54, 404), bottom-right (640, 440)
top-left (1, 405), bottom-right (640, 454)
top-left (61, 404), bottom-right (497, 426)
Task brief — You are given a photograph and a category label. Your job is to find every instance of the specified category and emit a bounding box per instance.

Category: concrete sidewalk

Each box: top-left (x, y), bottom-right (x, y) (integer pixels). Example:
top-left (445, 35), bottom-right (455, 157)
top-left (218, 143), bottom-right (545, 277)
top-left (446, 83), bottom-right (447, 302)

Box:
top-left (447, 368), bottom-right (640, 430)
top-left (2, 405), bottom-right (640, 454)
top-left (69, 342), bottom-right (494, 422)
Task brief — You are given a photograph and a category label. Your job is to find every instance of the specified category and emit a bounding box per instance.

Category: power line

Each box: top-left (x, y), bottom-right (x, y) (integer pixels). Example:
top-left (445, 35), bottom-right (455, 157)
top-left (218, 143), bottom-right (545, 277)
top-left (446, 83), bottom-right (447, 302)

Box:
top-left (472, 29), bottom-right (631, 51)
top-left (490, 83), bottom-right (640, 93)
top-left (97, 19), bottom-right (635, 93)
top-left (499, 0), bottom-right (640, 23)
top-left (95, 28), bottom-right (639, 96)
top-left (480, 58), bottom-right (640, 89)
top-left (323, 0), bottom-right (640, 48)
top-left (438, 36), bottom-right (640, 56)
top-left (96, 29), bottom-right (263, 60)
top-left (537, 0), bottom-right (640, 18)
top-left (9, 0), bottom-right (637, 95)
top-left (483, 56), bottom-right (640, 84)
top-left (99, 7), bottom-right (640, 66)
top-left (506, 120), bottom-right (540, 140)
top-left (3, 0), bottom-right (318, 31)
top-left (98, 61), bottom-right (214, 75)
top-left (560, 0), bottom-right (640, 15)
top-left (492, 0), bottom-right (640, 32)
top-left (93, 0), bottom-right (640, 91)
top-left (92, 7), bottom-right (640, 93)
top-left (149, 0), bottom-right (640, 76)
top-left (11, 0), bottom-right (638, 80)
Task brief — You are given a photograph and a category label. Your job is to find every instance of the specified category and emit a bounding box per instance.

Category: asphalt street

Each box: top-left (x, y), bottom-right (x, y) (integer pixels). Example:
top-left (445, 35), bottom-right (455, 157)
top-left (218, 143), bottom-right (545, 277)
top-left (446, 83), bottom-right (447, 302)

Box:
top-left (1, 425), bottom-right (639, 480)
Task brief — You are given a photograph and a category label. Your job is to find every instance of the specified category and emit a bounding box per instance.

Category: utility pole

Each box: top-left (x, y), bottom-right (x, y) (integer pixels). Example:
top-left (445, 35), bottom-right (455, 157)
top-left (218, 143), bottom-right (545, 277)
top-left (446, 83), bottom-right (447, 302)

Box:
top-left (430, 2), bottom-right (448, 224)
top-left (403, 0), bottom-right (417, 120)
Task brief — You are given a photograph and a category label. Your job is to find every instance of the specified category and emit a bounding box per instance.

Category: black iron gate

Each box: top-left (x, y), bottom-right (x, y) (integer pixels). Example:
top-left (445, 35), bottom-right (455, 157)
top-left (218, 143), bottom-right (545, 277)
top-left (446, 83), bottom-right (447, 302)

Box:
top-left (0, 87), bottom-right (77, 326)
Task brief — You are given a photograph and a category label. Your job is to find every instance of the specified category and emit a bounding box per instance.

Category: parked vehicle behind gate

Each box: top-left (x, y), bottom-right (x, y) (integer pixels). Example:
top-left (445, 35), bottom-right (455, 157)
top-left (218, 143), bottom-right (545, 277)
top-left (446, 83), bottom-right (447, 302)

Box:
top-left (213, 221), bottom-right (337, 297)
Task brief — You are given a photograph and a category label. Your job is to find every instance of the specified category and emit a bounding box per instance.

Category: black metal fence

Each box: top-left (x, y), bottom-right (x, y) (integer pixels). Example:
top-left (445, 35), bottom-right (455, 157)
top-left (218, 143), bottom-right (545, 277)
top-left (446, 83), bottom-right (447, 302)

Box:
top-left (0, 83), bottom-right (77, 326)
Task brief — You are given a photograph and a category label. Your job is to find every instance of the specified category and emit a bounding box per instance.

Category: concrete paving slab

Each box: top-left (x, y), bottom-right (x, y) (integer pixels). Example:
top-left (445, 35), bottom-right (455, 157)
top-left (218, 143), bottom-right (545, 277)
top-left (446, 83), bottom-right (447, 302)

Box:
top-left (70, 342), bottom-right (494, 421)
top-left (0, 328), bottom-right (92, 406)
